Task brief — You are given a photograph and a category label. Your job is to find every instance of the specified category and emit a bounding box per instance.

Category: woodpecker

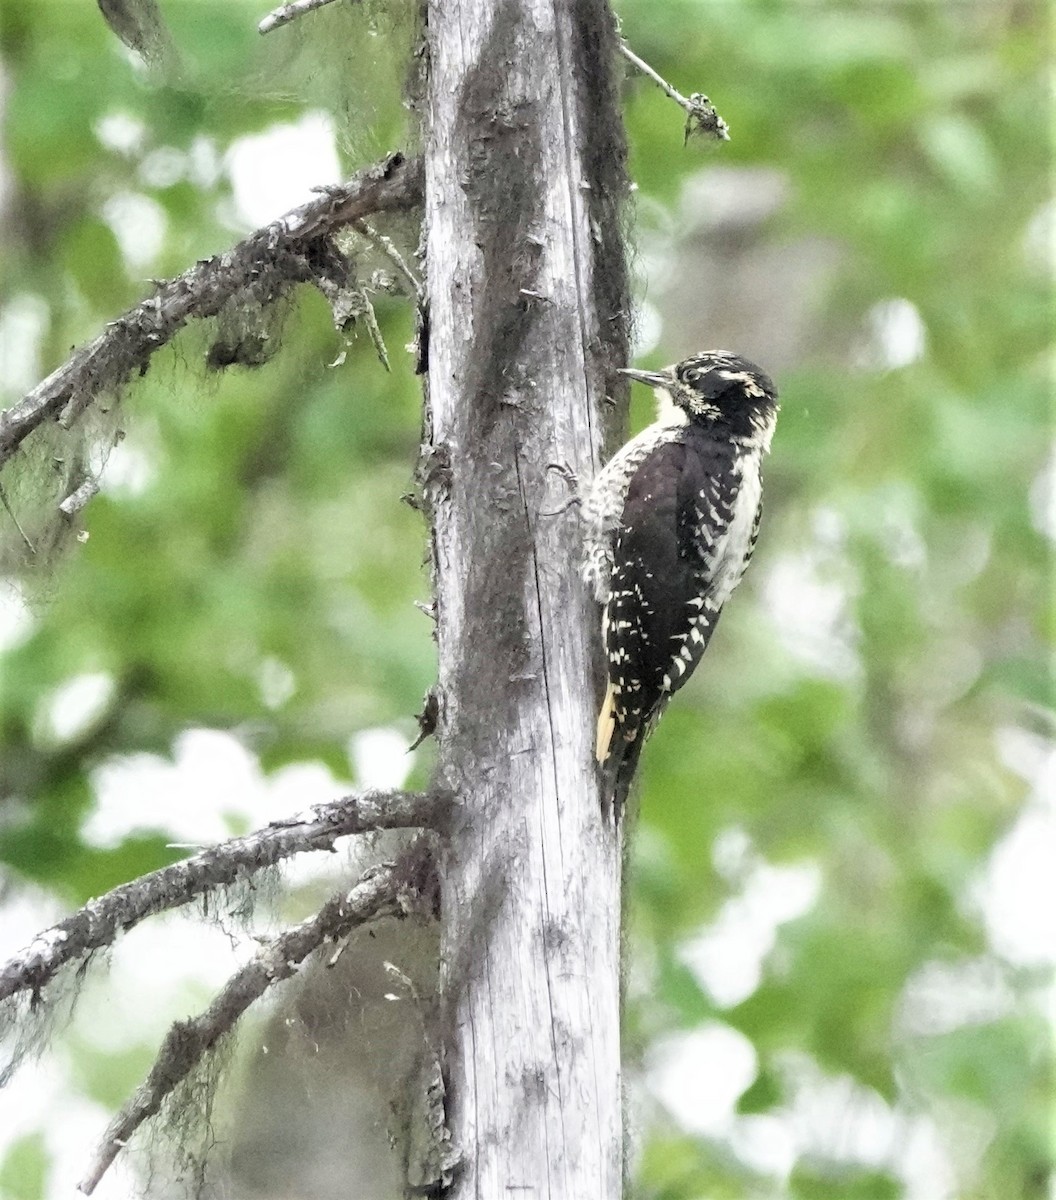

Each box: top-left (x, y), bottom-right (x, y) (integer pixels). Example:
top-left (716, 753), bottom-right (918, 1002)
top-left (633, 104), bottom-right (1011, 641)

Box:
top-left (583, 350), bottom-right (779, 811)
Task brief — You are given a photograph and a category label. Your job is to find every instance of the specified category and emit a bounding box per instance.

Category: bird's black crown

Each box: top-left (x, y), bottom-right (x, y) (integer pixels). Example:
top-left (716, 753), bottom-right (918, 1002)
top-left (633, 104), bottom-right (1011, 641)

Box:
top-left (621, 350), bottom-right (778, 443)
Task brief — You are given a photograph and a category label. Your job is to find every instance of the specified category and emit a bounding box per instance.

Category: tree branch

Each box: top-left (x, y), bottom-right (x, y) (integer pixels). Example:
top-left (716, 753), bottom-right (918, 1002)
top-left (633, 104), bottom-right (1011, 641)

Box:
top-left (0, 788), bottom-right (447, 1005)
top-left (78, 851), bottom-right (433, 1195)
top-left (618, 39), bottom-right (730, 141)
top-left (353, 218), bottom-right (424, 300)
top-left (58, 477), bottom-right (100, 517)
top-left (0, 152), bottom-right (423, 473)
top-left (258, 0), bottom-right (345, 35)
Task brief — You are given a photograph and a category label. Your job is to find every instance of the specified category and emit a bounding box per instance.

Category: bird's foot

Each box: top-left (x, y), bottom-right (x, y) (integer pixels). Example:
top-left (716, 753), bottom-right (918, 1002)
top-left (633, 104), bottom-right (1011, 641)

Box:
top-left (541, 462), bottom-right (582, 518)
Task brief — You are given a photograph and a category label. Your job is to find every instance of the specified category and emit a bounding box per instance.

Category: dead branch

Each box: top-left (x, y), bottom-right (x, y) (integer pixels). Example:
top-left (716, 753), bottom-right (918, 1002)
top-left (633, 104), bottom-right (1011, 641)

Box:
top-left (0, 787), bottom-right (447, 1005)
top-left (0, 482), bottom-right (34, 552)
top-left (353, 218), bottom-right (424, 299)
top-left (78, 851), bottom-right (432, 1195)
top-left (618, 39), bottom-right (730, 141)
top-left (258, 0), bottom-right (346, 36)
top-left (58, 477), bottom-right (100, 517)
top-left (0, 152), bottom-right (423, 473)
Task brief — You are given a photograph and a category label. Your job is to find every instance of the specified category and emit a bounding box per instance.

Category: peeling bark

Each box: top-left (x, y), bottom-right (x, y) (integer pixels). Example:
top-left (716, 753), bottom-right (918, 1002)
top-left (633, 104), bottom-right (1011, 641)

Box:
top-left (423, 0), bottom-right (630, 1193)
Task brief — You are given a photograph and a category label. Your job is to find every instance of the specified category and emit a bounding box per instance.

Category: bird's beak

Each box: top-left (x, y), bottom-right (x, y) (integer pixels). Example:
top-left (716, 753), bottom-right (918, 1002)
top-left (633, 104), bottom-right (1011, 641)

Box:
top-left (617, 367), bottom-right (671, 388)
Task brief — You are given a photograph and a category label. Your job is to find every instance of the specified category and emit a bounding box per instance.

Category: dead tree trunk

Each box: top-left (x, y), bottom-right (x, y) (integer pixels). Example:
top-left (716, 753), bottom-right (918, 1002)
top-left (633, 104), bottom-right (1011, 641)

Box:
top-left (423, 0), bottom-right (630, 1193)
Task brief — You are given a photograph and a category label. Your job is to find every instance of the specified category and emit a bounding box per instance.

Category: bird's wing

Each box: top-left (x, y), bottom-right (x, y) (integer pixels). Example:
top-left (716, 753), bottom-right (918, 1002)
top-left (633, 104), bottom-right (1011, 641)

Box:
top-left (582, 424), bottom-right (685, 603)
top-left (597, 435), bottom-right (740, 761)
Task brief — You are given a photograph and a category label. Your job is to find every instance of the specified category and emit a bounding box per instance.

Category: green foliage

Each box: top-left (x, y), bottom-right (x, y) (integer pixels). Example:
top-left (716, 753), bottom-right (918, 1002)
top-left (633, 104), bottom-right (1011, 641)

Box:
top-left (618, 1), bottom-right (1052, 1196)
top-left (789, 1164), bottom-right (901, 1200)
top-left (0, 0), bottom-right (1051, 1197)
top-left (0, 1133), bottom-right (48, 1200)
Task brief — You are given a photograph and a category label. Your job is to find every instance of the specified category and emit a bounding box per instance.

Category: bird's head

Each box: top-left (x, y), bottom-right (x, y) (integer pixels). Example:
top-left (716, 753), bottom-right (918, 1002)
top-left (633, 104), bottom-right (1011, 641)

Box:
top-left (619, 351), bottom-right (778, 446)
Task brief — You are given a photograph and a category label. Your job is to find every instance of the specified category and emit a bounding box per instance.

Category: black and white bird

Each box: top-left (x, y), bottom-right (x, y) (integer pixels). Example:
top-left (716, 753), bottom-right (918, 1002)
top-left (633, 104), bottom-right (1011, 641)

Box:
top-left (583, 350), bottom-right (779, 811)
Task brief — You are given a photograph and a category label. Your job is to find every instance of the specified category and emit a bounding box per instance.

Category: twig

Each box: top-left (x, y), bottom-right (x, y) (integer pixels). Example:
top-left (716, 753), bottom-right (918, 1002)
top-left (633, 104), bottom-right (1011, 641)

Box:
top-left (353, 219), bottom-right (424, 299)
top-left (78, 860), bottom-right (414, 1194)
top-left (618, 40), bottom-right (730, 142)
top-left (359, 290), bottom-right (391, 371)
top-left (0, 788), bottom-right (449, 1005)
top-left (258, 0), bottom-right (345, 35)
top-left (0, 153), bottom-right (423, 474)
top-left (58, 389), bottom-right (94, 431)
top-left (0, 482), bottom-right (35, 553)
top-left (59, 478), bottom-right (100, 517)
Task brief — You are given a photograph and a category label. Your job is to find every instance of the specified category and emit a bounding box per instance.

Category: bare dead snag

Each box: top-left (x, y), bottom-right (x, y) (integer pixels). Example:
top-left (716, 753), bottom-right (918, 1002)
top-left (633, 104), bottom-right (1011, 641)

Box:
top-left (423, 0), bottom-right (631, 1193)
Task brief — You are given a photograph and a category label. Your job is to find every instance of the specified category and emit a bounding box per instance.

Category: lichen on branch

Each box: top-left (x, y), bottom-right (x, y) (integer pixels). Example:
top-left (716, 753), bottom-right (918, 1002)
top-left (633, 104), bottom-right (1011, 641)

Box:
top-left (78, 843), bottom-right (440, 1195)
top-left (0, 787), bottom-right (446, 1007)
top-left (0, 153), bottom-right (423, 476)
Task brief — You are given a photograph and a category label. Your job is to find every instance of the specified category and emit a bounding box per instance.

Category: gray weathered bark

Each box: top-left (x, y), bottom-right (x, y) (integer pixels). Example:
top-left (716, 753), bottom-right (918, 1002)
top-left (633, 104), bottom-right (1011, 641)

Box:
top-left (423, 0), bottom-right (630, 1194)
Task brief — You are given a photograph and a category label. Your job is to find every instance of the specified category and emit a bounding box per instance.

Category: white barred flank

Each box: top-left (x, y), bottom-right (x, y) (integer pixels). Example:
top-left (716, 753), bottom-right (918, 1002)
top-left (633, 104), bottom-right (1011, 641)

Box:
top-left (699, 448), bottom-right (763, 609)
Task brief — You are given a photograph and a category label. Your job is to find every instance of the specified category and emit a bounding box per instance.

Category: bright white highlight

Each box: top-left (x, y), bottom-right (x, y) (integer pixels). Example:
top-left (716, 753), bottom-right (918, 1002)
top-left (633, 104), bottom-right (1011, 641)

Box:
top-left (226, 113), bottom-right (341, 228)
top-left (102, 191), bottom-right (167, 270)
top-left (632, 300), bottom-right (663, 358)
top-left (138, 145), bottom-right (186, 189)
top-left (897, 957), bottom-right (1014, 1038)
top-left (681, 852), bottom-right (821, 1007)
top-left (1029, 446), bottom-right (1056, 542)
top-left (41, 673), bottom-right (116, 744)
top-left (647, 1022), bottom-right (758, 1134)
top-left (763, 551), bottom-right (859, 682)
top-left (257, 656), bottom-right (297, 710)
top-left (0, 293), bottom-right (49, 399)
top-left (349, 725), bottom-right (414, 789)
top-left (975, 727), bottom-right (1056, 967)
top-left (94, 111), bottom-right (146, 156)
top-left (100, 437), bottom-right (156, 498)
top-left (1023, 197), bottom-right (1056, 274)
top-left (0, 583), bottom-right (33, 653)
top-left (857, 297), bottom-right (927, 369)
top-left (85, 728), bottom-right (352, 848)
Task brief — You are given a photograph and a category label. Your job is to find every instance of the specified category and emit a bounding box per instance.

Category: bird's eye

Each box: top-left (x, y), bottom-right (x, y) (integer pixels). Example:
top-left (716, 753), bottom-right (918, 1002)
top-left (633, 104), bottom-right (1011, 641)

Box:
top-left (683, 368), bottom-right (700, 384)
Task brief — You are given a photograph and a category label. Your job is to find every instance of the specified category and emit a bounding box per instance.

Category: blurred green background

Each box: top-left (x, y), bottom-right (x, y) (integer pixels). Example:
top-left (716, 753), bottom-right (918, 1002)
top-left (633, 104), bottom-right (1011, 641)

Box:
top-left (0, 0), bottom-right (1051, 1197)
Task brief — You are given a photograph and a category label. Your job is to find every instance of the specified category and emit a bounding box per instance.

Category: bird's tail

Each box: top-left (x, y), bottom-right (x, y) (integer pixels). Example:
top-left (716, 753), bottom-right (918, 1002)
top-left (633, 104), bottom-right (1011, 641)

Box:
top-left (596, 682), bottom-right (644, 821)
top-left (606, 735), bottom-right (645, 820)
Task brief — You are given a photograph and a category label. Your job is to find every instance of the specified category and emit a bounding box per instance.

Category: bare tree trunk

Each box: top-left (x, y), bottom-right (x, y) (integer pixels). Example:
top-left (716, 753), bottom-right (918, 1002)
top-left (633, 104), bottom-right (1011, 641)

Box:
top-left (423, 0), bottom-right (630, 1193)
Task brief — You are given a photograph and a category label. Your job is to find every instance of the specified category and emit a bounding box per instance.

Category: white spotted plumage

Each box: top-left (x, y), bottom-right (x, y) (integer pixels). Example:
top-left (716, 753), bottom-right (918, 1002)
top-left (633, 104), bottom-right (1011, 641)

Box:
top-left (585, 351), bottom-right (779, 811)
top-left (582, 420), bottom-right (685, 605)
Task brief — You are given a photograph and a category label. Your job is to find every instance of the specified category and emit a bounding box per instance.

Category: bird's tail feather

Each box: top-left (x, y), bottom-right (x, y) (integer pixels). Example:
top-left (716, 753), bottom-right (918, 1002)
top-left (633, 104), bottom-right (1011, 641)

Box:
top-left (596, 681), bottom-right (618, 763)
top-left (607, 734), bottom-right (644, 820)
top-left (597, 684), bottom-right (645, 821)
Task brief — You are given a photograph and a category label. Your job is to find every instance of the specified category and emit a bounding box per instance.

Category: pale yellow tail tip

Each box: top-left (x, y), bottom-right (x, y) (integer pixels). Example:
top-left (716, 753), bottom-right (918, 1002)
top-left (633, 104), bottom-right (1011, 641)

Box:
top-left (596, 681), bottom-right (617, 763)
